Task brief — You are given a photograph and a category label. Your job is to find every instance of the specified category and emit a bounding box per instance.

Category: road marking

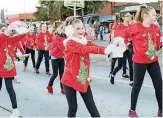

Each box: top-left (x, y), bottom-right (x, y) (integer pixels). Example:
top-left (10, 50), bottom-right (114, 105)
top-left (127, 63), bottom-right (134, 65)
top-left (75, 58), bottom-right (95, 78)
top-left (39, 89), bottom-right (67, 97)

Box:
top-left (91, 76), bottom-right (153, 88)
top-left (16, 63), bottom-right (153, 88)
top-left (0, 106), bottom-right (11, 113)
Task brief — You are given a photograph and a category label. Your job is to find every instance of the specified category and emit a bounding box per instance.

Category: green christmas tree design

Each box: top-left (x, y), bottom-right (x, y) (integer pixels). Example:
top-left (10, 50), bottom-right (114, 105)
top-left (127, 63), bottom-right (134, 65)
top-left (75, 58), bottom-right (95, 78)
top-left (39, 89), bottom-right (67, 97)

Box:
top-left (77, 57), bottom-right (88, 85)
top-left (4, 51), bottom-right (14, 71)
top-left (146, 33), bottom-right (156, 60)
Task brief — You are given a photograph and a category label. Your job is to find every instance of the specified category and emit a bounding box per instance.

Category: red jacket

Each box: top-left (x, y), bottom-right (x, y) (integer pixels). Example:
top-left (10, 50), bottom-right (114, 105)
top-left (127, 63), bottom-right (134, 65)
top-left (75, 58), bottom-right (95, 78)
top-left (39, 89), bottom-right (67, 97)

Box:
top-left (128, 23), bottom-right (162, 64)
top-left (114, 23), bottom-right (130, 44)
top-left (61, 36), bottom-right (105, 93)
top-left (24, 34), bottom-right (36, 50)
top-left (50, 34), bottom-right (65, 58)
top-left (0, 34), bottom-right (25, 78)
top-left (36, 32), bottom-right (52, 50)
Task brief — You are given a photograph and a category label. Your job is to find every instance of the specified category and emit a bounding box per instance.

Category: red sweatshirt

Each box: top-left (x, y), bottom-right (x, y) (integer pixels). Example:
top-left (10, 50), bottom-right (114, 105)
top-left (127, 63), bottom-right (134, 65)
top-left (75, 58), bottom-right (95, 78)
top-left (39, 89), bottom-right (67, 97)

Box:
top-left (50, 34), bottom-right (65, 58)
top-left (114, 23), bottom-right (130, 44)
top-left (128, 23), bottom-right (162, 64)
top-left (61, 37), bottom-right (105, 93)
top-left (36, 32), bottom-right (52, 50)
top-left (24, 34), bottom-right (36, 50)
top-left (0, 34), bottom-right (25, 78)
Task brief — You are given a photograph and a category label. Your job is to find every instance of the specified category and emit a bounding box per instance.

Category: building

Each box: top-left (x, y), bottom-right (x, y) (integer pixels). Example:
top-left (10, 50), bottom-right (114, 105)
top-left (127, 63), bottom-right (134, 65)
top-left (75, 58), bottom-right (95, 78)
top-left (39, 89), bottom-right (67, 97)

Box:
top-left (6, 13), bottom-right (36, 24)
top-left (96, 3), bottom-right (113, 15)
top-left (96, 2), bottom-right (162, 16)
top-left (112, 2), bottom-right (161, 14)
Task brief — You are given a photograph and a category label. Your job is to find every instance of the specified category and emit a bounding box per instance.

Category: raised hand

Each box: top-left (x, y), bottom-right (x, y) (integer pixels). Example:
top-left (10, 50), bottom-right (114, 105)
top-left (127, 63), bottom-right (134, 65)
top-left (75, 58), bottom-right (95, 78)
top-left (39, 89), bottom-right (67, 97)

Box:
top-left (4, 21), bottom-right (29, 36)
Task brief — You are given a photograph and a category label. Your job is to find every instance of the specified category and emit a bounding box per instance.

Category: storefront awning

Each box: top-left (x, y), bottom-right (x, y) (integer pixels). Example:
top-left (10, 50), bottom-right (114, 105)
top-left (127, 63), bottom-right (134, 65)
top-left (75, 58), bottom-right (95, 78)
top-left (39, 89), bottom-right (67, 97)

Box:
top-left (121, 5), bottom-right (141, 12)
top-left (108, 0), bottom-right (158, 3)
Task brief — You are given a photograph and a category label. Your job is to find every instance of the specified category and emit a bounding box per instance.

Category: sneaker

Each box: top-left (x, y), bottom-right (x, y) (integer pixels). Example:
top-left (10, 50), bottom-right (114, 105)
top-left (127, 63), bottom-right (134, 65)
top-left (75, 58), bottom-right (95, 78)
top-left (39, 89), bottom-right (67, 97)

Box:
top-left (110, 74), bottom-right (114, 84)
top-left (122, 74), bottom-right (129, 78)
top-left (35, 69), bottom-right (39, 74)
top-left (61, 89), bottom-right (65, 95)
top-left (23, 66), bottom-right (26, 72)
top-left (10, 108), bottom-right (21, 118)
top-left (46, 86), bottom-right (53, 94)
top-left (129, 82), bottom-right (134, 88)
top-left (128, 110), bottom-right (138, 118)
top-left (158, 110), bottom-right (162, 117)
top-left (46, 72), bottom-right (52, 76)
top-left (14, 79), bottom-right (21, 84)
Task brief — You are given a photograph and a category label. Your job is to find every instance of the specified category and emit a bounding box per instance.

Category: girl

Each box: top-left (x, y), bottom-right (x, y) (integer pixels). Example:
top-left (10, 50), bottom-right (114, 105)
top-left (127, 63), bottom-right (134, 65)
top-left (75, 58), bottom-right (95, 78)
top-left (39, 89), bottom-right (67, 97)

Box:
top-left (109, 13), bottom-right (121, 75)
top-left (109, 13), bottom-right (120, 42)
top-left (111, 12), bottom-right (133, 86)
top-left (127, 5), bottom-right (162, 117)
top-left (23, 25), bottom-right (36, 72)
top-left (46, 26), bottom-right (66, 95)
top-left (0, 22), bottom-right (28, 117)
top-left (61, 19), bottom-right (124, 117)
top-left (35, 23), bottom-right (52, 75)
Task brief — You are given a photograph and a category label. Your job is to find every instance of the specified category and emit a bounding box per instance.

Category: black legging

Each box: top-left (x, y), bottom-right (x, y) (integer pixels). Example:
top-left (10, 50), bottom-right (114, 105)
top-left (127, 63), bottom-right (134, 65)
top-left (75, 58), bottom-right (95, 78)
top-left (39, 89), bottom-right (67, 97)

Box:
top-left (131, 61), bottom-right (162, 111)
top-left (24, 47), bottom-right (35, 68)
top-left (110, 58), bottom-right (117, 73)
top-left (0, 77), bottom-right (17, 109)
top-left (123, 50), bottom-right (133, 82)
top-left (111, 58), bottom-right (123, 76)
top-left (63, 85), bottom-right (100, 117)
top-left (48, 59), bottom-right (64, 89)
top-left (36, 50), bottom-right (50, 72)
top-left (122, 53), bottom-right (127, 74)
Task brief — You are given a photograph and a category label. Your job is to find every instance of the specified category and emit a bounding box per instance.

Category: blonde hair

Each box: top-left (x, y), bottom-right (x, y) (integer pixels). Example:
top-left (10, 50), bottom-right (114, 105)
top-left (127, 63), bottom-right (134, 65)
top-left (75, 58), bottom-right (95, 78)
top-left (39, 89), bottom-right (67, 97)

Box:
top-left (119, 12), bottom-right (130, 23)
top-left (71, 19), bottom-right (82, 27)
top-left (135, 5), bottom-right (155, 22)
top-left (55, 16), bottom-right (82, 34)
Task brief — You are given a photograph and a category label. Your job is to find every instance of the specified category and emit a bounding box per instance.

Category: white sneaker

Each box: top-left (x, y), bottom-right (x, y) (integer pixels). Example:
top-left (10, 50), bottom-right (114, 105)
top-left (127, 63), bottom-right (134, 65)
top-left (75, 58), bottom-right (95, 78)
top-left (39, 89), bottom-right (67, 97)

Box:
top-left (14, 79), bottom-right (21, 84)
top-left (10, 108), bottom-right (21, 118)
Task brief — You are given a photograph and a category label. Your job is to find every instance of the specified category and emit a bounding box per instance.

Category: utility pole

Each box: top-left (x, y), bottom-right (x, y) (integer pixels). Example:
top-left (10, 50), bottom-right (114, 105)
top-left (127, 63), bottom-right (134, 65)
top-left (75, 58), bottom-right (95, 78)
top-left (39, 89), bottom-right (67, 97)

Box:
top-left (24, 0), bottom-right (26, 22)
top-left (160, 0), bottom-right (163, 15)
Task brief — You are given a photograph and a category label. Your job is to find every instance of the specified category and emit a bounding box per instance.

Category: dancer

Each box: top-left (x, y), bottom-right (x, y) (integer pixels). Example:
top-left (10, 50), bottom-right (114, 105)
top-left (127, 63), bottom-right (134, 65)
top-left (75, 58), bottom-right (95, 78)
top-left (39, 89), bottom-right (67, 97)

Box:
top-left (23, 25), bottom-right (36, 72)
top-left (127, 5), bottom-right (162, 117)
top-left (109, 13), bottom-right (121, 76)
top-left (61, 19), bottom-right (124, 117)
top-left (35, 23), bottom-right (52, 75)
top-left (0, 22), bottom-right (28, 117)
top-left (112, 12), bottom-right (133, 87)
top-left (47, 26), bottom-right (66, 95)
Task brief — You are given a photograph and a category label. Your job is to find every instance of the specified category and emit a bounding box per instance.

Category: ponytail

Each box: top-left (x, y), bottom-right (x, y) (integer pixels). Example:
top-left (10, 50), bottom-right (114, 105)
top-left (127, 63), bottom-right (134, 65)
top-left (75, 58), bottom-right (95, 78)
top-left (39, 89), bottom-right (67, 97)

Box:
top-left (114, 13), bottom-right (120, 24)
top-left (135, 5), bottom-right (154, 22)
top-left (119, 11), bottom-right (130, 23)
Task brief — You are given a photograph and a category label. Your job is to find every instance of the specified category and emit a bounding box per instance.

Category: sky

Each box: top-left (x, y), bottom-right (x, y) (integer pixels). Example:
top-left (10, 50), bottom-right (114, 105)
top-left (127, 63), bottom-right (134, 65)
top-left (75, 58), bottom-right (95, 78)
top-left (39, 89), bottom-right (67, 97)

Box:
top-left (0, 0), bottom-right (161, 15)
top-left (0, 0), bottom-right (38, 15)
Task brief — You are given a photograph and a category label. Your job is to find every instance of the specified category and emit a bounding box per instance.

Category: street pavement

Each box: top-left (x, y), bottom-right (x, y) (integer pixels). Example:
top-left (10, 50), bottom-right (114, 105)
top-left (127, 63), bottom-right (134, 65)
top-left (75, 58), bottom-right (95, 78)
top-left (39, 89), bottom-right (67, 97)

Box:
top-left (0, 40), bottom-right (162, 117)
